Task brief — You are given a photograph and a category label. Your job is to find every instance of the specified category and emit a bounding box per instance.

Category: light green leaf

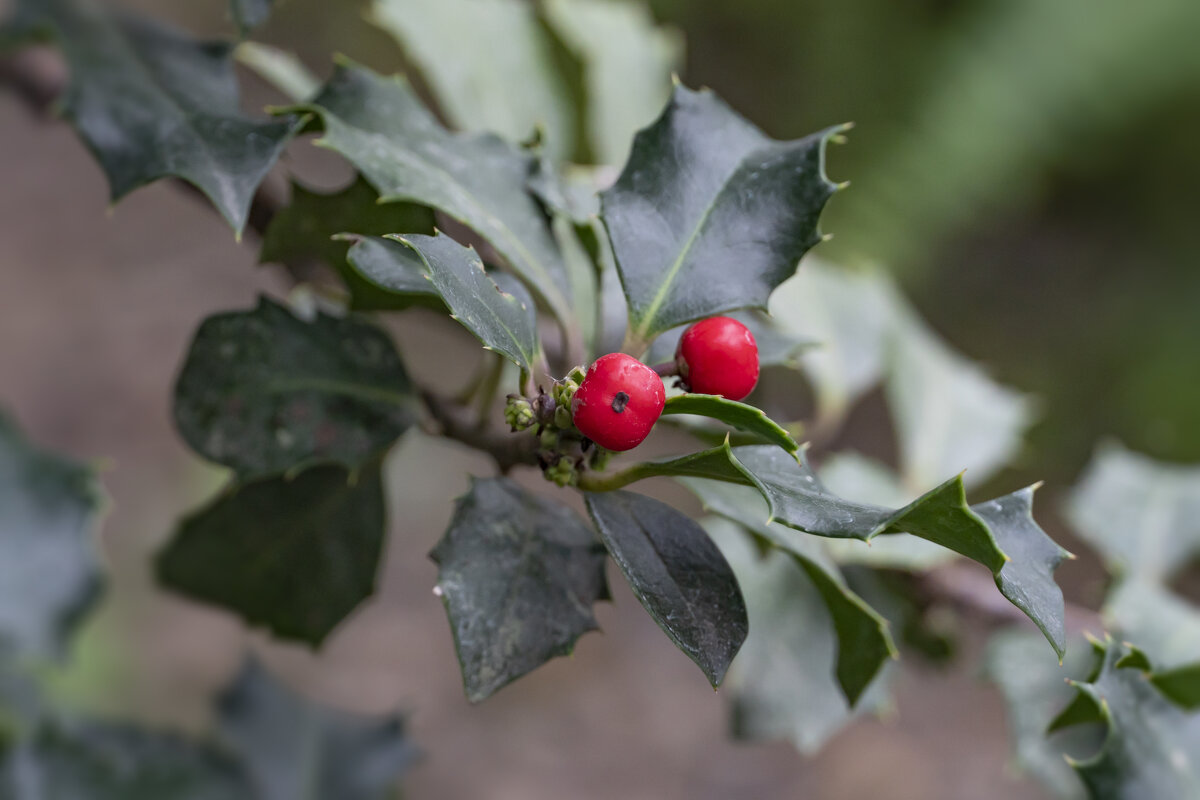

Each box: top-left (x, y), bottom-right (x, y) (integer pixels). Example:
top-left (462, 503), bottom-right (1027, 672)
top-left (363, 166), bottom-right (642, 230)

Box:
top-left (156, 463), bottom-right (386, 646)
top-left (217, 658), bottom-right (418, 799)
top-left (5, 0), bottom-right (302, 235)
top-left (705, 518), bottom-right (892, 752)
top-left (431, 478), bottom-right (609, 702)
top-left (281, 62), bottom-right (572, 324)
top-left (1066, 442), bottom-right (1200, 581)
top-left (541, 0), bottom-right (683, 166)
top-left (662, 395), bottom-right (798, 452)
top-left (369, 0), bottom-right (577, 160)
top-left (602, 83), bottom-right (842, 348)
top-left (394, 233), bottom-right (540, 375)
top-left (585, 491), bottom-right (747, 686)
top-left (0, 412), bottom-right (104, 660)
top-left (174, 297), bottom-right (418, 480)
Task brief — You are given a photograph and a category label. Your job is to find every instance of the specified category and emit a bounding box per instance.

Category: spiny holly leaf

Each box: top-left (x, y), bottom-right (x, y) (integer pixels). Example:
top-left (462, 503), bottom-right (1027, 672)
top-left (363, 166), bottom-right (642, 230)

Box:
top-left (645, 309), bottom-right (815, 371)
top-left (230, 0), bottom-right (274, 35)
top-left (217, 658), bottom-right (418, 799)
top-left (601, 83), bottom-right (842, 349)
top-left (431, 478), bottom-right (608, 703)
top-left (258, 177), bottom-right (435, 305)
top-left (1103, 578), bottom-right (1200, 669)
top-left (704, 518), bottom-right (891, 753)
top-left (0, 411), bottom-right (104, 660)
top-left (343, 235), bottom-right (446, 312)
top-left (818, 453), bottom-right (957, 570)
top-left (1051, 638), bottom-right (1200, 799)
top-left (701, 446), bottom-right (1070, 656)
top-left (541, 0), bottom-right (683, 166)
top-left (0, 721), bottom-right (254, 799)
top-left (585, 491), bottom-right (747, 686)
top-left (174, 297), bottom-right (418, 480)
top-left (661, 395), bottom-right (798, 452)
top-left (280, 62), bottom-right (572, 324)
top-left (984, 630), bottom-right (1094, 800)
top-left (393, 233), bottom-right (540, 375)
top-left (1066, 442), bottom-right (1200, 581)
top-left (156, 463), bottom-right (385, 646)
top-left (370, 0), bottom-right (577, 161)
top-left (4, 0), bottom-right (302, 235)
top-left (684, 487), bottom-right (896, 705)
top-left (885, 297), bottom-right (1034, 491)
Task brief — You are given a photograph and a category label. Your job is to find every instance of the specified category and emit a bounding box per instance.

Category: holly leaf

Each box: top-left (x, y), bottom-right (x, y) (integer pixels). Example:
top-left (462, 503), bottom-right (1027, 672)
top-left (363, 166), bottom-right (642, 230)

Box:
top-left (1066, 442), bottom-right (1200, 581)
top-left (343, 235), bottom-right (445, 312)
top-left (700, 445), bottom-right (1070, 656)
top-left (585, 491), bottom-right (747, 686)
top-left (541, 0), bottom-right (682, 166)
top-left (393, 233), bottom-right (540, 375)
top-left (601, 83), bottom-right (842, 348)
top-left (1052, 638), bottom-right (1200, 799)
top-left (156, 463), bottom-right (385, 646)
top-left (885, 298), bottom-right (1034, 490)
top-left (645, 309), bottom-right (815, 371)
top-left (217, 658), bottom-right (417, 799)
top-left (984, 630), bottom-right (1094, 800)
top-left (1104, 578), bottom-right (1200, 670)
top-left (704, 518), bottom-right (892, 752)
top-left (174, 297), bottom-right (417, 480)
top-left (661, 395), bottom-right (798, 452)
top-left (0, 411), bottom-right (104, 659)
top-left (5, 0), bottom-right (302, 235)
top-left (527, 160), bottom-right (602, 224)
top-left (258, 177), bottom-right (435, 305)
top-left (430, 478), bottom-right (608, 702)
top-left (817, 453), bottom-right (957, 570)
top-left (230, 0), bottom-right (273, 35)
top-left (280, 62), bottom-right (572, 323)
top-left (369, 0), bottom-right (577, 161)
top-left (0, 721), bottom-right (254, 799)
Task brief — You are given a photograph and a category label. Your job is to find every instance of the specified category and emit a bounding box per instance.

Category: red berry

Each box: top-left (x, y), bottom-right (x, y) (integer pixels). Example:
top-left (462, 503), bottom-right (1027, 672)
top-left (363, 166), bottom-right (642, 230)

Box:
top-left (675, 316), bottom-right (759, 400)
top-left (571, 353), bottom-right (665, 452)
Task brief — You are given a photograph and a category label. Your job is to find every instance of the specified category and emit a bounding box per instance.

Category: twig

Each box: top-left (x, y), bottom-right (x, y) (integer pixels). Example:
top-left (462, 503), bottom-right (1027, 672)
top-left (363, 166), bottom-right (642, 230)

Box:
top-left (421, 391), bottom-right (539, 473)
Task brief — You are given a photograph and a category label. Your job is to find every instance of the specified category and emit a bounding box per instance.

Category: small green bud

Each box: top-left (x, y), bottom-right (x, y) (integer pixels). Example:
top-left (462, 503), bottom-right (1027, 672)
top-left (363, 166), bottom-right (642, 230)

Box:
top-left (539, 427), bottom-right (560, 451)
top-left (554, 404), bottom-right (573, 430)
top-left (545, 456), bottom-right (578, 487)
top-left (552, 366), bottom-right (587, 409)
top-left (504, 395), bottom-right (535, 431)
top-left (589, 445), bottom-right (612, 472)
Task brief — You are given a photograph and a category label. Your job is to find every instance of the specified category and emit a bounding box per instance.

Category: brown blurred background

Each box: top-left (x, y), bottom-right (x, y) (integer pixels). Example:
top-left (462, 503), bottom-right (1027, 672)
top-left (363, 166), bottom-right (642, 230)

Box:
top-left (4, 0), bottom-right (1200, 797)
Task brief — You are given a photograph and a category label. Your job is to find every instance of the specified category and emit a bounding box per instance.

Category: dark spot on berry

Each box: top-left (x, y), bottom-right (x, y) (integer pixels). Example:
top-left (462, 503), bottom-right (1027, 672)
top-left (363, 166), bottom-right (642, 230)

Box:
top-left (611, 391), bottom-right (630, 413)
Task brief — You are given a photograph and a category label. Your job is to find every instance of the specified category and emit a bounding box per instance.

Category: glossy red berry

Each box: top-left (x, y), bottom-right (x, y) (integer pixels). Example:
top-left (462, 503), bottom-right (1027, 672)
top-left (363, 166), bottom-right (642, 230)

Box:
top-left (570, 353), bottom-right (666, 451)
top-left (675, 316), bottom-right (759, 400)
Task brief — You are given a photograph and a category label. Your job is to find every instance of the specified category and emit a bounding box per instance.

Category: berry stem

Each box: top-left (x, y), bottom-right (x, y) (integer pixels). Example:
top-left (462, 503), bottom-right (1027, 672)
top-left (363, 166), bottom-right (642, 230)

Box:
top-left (650, 361), bottom-right (678, 378)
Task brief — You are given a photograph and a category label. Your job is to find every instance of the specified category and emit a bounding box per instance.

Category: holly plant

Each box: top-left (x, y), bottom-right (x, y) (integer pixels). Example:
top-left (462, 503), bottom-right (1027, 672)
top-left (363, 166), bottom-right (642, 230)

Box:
top-left (3, 1), bottom-right (1199, 798)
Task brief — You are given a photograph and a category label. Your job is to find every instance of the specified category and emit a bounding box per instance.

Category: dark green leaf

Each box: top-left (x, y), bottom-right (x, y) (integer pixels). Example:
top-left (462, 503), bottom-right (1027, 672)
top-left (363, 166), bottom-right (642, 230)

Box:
top-left (601, 83), bottom-right (842, 348)
top-left (984, 630), bottom-right (1094, 800)
top-left (541, 0), bottom-right (683, 167)
top-left (217, 658), bottom-right (417, 799)
top-left (645, 309), bottom-right (815, 371)
top-left (258, 177), bottom-right (435, 310)
top-left (5, 0), bottom-right (302, 234)
top-left (156, 463), bottom-right (385, 646)
top-left (700, 445), bottom-right (1069, 656)
top-left (704, 518), bottom-right (891, 752)
top-left (174, 297), bottom-right (417, 480)
top-left (370, 0), bottom-right (578, 160)
top-left (1149, 664), bottom-right (1200, 711)
top-left (0, 411), bottom-right (103, 659)
top-left (230, 0), bottom-right (273, 34)
top-left (393, 233), bottom-right (540, 374)
top-left (0, 722), bottom-right (253, 799)
top-left (1052, 638), bottom-right (1200, 799)
top-left (343, 235), bottom-right (445, 312)
top-left (1066, 442), bottom-right (1200, 581)
top-left (662, 394), bottom-right (798, 452)
top-left (585, 491), bottom-right (747, 686)
top-left (281, 62), bottom-right (572, 323)
top-left (430, 478), bottom-right (608, 702)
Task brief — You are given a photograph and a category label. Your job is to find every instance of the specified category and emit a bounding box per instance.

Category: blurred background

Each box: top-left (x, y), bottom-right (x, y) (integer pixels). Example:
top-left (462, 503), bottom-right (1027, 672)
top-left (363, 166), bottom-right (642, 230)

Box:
top-left (2, 0), bottom-right (1199, 797)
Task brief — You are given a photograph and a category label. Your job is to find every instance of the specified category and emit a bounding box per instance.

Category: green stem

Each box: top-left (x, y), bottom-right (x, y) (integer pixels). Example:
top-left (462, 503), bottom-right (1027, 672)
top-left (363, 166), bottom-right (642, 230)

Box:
top-left (576, 462), bottom-right (660, 492)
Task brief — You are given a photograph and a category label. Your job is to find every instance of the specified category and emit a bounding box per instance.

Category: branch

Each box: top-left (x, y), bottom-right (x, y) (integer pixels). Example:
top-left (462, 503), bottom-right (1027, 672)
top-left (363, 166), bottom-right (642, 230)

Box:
top-left (421, 391), bottom-right (539, 473)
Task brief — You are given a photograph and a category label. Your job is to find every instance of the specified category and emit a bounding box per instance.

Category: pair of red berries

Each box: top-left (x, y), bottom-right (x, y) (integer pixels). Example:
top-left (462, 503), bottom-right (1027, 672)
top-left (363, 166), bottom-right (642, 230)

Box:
top-left (571, 316), bottom-right (760, 452)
